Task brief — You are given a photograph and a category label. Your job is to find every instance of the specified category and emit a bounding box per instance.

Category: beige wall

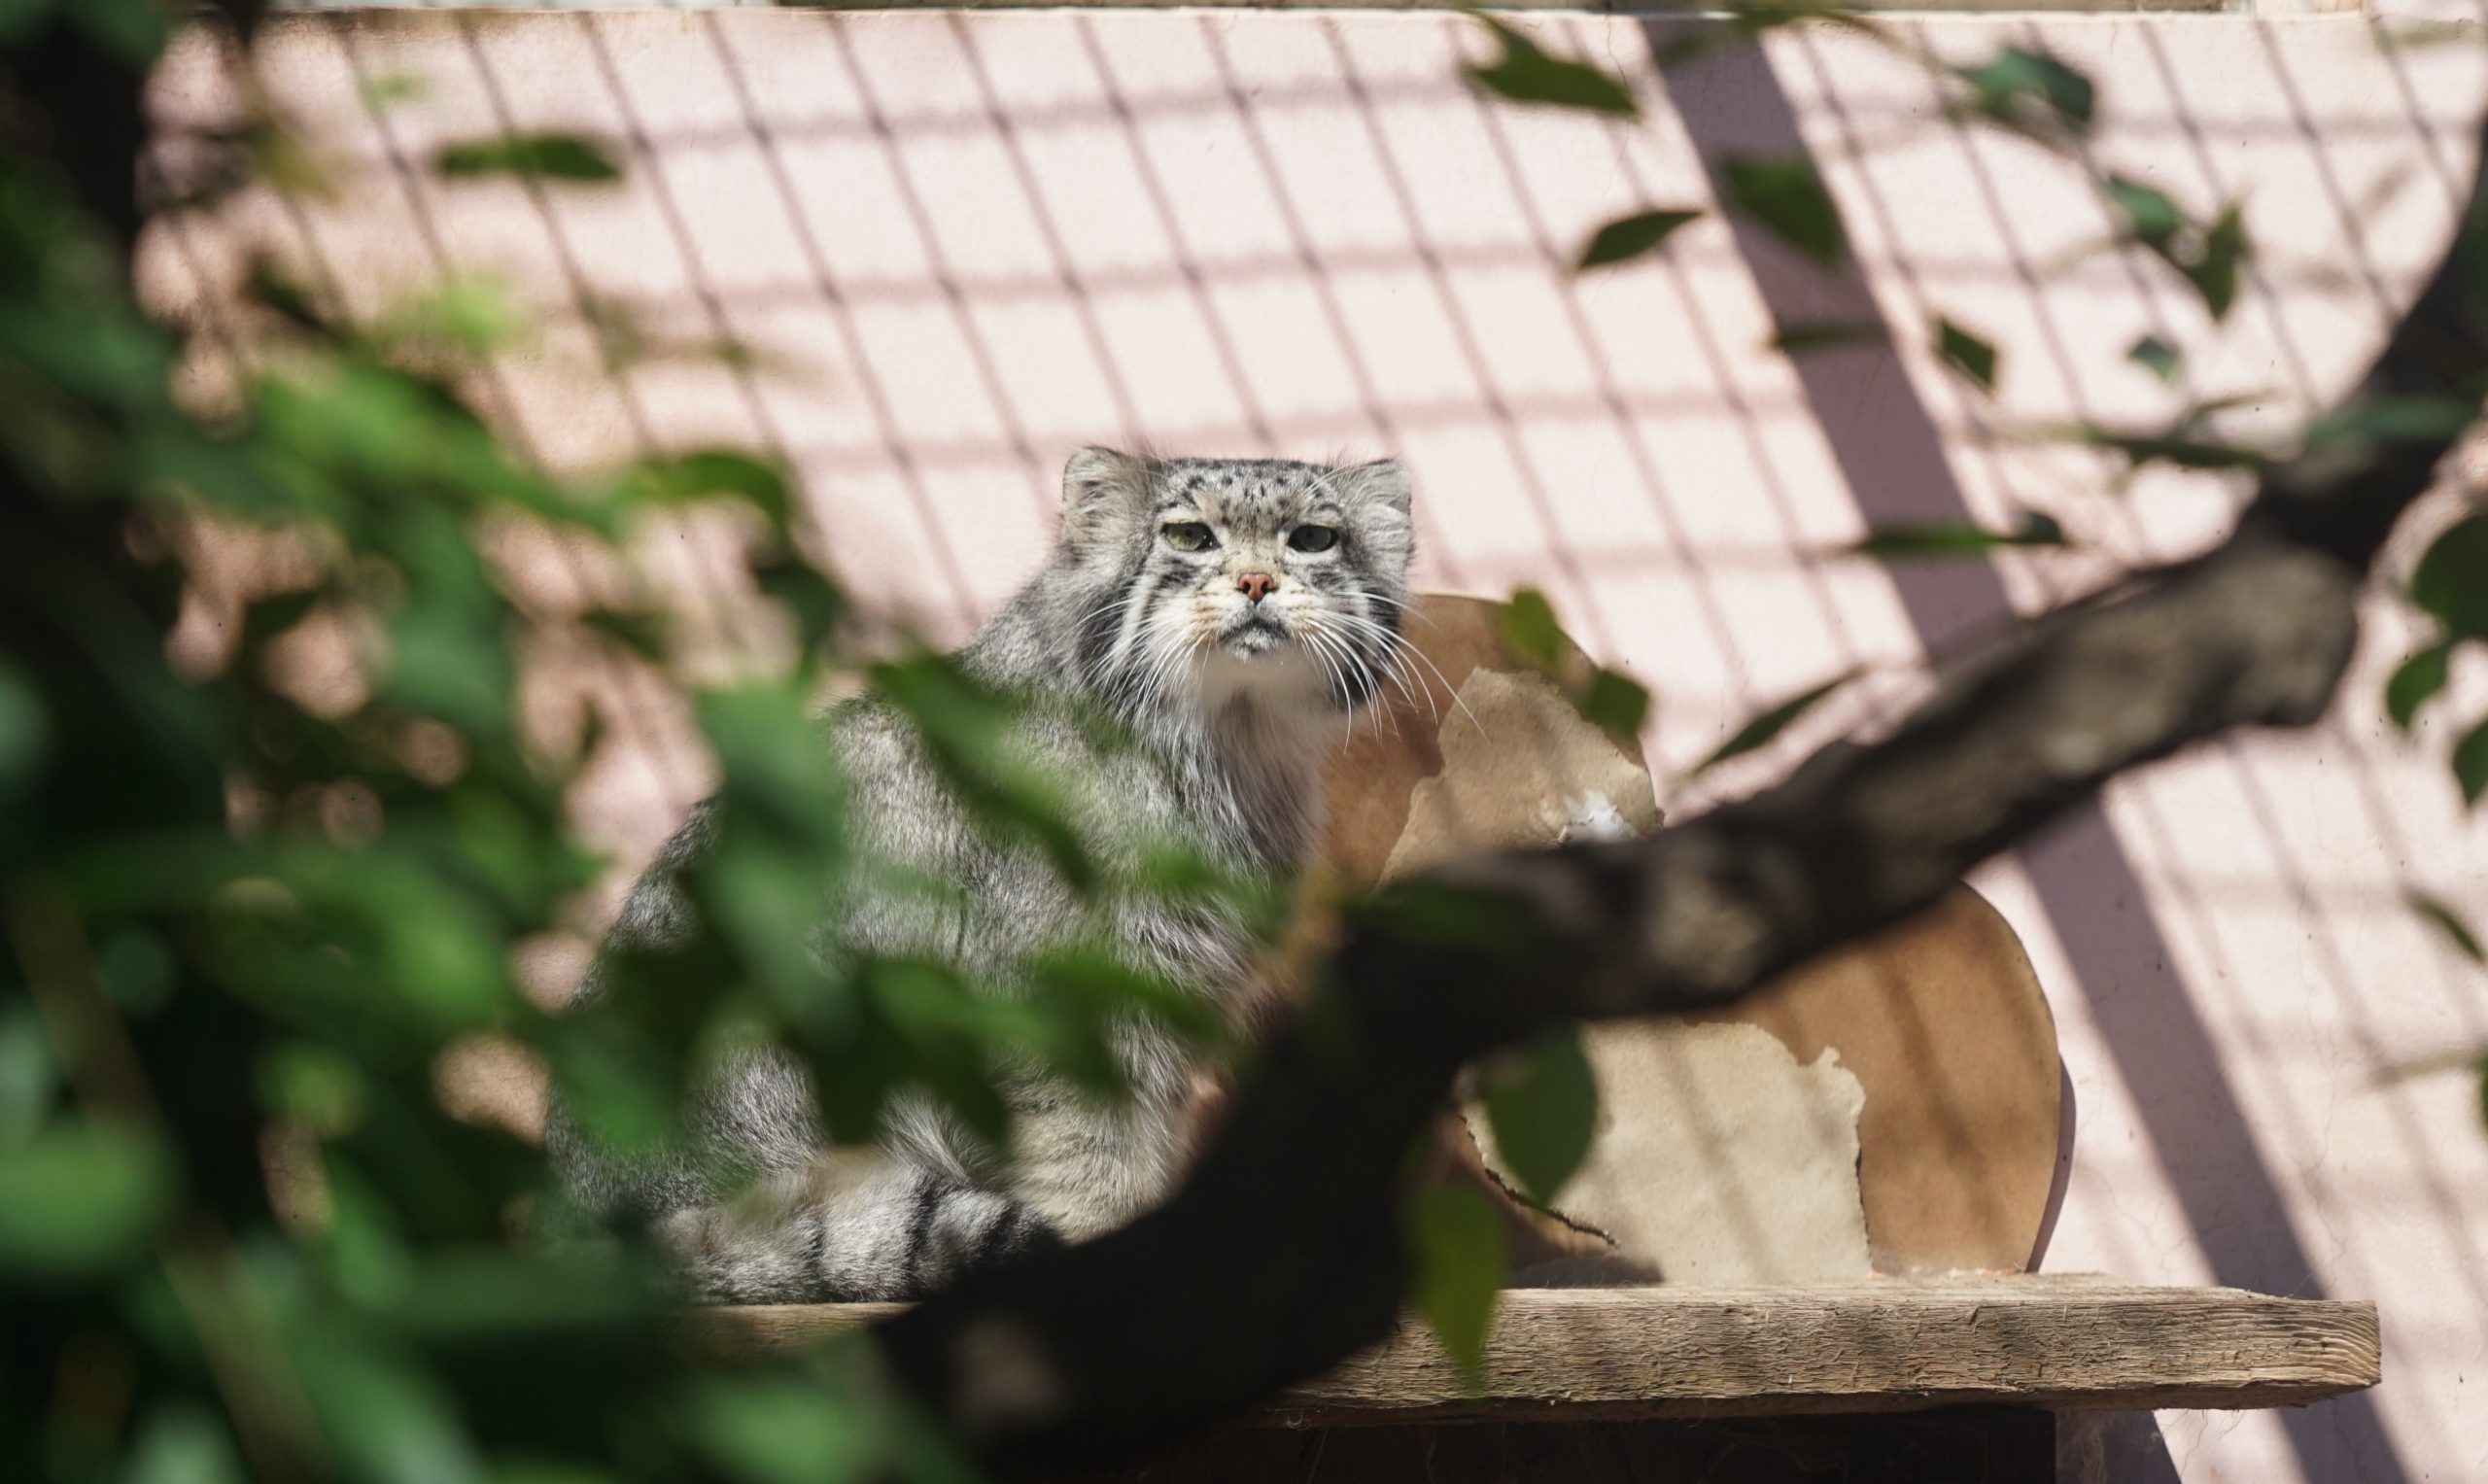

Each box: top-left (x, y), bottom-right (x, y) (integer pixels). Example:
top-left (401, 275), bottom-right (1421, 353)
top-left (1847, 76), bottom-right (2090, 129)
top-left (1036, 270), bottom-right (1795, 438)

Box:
top-left (144, 9), bottom-right (2488, 1481)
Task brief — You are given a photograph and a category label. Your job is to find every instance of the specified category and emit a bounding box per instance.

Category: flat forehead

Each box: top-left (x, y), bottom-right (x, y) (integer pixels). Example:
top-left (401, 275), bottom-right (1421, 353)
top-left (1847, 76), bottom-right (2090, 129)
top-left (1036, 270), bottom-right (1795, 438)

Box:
top-left (1151, 459), bottom-right (1336, 530)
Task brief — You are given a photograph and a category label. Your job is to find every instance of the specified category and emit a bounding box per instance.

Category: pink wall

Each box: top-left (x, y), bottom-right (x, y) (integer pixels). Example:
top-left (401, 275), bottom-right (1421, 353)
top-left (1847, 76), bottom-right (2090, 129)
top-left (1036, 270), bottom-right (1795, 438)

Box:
top-left (145, 10), bottom-right (2488, 1481)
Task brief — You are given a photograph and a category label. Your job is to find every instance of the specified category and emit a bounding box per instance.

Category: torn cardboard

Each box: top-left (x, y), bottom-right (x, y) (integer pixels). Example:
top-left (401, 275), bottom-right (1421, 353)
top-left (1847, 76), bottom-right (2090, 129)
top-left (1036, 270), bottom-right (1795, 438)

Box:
top-left (1381, 667), bottom-right (1665, 880)
top-left (1326, 593), bottom-right (2061, 1281)
top-left (1479, 1021), bottom-right (1872, 1284)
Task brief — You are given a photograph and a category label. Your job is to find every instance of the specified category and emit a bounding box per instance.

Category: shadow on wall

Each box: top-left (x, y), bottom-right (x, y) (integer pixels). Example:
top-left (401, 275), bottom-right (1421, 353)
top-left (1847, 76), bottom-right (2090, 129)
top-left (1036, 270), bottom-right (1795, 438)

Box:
top-left (1659, 34), bottom-right (2418, 1484)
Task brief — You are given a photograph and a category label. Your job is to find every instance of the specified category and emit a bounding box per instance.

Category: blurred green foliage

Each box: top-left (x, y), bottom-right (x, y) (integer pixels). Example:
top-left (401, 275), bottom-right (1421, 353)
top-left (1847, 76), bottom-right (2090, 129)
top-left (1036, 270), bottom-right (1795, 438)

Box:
top-left (0, 4), bottom-right (1266, 1480)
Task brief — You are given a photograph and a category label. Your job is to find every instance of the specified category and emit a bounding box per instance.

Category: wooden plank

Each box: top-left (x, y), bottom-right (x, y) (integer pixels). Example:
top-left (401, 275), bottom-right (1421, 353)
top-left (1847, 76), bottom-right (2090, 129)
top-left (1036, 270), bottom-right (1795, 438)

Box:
top-left (681, 1277), bottom-right (2378, 1425)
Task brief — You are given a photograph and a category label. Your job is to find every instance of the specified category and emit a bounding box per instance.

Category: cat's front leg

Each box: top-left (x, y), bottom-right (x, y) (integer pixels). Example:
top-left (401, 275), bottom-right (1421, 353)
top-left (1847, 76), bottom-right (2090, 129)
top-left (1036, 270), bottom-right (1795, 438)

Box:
top-left (1004, 1085), bottom-right (1191, 1243)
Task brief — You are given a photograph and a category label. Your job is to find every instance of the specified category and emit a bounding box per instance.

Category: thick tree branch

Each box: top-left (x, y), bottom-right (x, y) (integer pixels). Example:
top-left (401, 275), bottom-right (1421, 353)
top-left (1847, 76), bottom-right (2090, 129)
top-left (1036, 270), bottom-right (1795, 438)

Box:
top-left (869, 127), bottom-right (2488, 1466)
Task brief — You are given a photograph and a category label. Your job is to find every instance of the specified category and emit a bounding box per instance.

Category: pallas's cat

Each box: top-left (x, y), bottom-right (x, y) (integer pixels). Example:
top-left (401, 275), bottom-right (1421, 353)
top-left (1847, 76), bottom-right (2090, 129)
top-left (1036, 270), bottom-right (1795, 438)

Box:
top-left (549, 448), bottom-right (1415, 1301)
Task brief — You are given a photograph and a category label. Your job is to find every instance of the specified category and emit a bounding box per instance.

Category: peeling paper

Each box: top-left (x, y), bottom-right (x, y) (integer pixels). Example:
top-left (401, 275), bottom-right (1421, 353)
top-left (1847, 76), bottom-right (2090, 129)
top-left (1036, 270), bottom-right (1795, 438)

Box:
top-left (1380, 668), bottom-right (1665, 880)
top-left (1476, 1021), bottom-right (1873, 1284)
top-left (1385, 664), bottom-right (1876, 1284)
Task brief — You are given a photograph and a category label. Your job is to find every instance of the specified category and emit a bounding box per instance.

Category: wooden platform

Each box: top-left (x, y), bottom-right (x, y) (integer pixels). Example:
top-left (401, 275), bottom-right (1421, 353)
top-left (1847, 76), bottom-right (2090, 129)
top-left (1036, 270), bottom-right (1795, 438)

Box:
top-left (684, 1275), bottom-right (2379, 1426)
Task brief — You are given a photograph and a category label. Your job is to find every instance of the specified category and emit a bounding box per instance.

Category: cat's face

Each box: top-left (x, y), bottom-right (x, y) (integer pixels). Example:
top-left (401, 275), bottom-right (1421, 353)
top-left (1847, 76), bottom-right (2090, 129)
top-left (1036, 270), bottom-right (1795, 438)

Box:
top-left (1058, 449), bottom-right (1414, 714)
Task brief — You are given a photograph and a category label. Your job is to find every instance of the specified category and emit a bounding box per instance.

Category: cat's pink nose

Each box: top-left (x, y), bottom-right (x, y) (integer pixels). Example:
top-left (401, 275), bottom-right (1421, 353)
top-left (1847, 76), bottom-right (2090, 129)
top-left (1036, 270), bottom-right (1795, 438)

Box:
top-left (1236, 571), bottom-right (1276, 603)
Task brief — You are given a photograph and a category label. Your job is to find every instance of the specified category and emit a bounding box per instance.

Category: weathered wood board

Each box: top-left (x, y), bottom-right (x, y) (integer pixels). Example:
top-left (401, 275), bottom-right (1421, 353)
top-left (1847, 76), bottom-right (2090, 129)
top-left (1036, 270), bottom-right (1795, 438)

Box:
top-left (681, 1277), bottom-right (2380, 1425)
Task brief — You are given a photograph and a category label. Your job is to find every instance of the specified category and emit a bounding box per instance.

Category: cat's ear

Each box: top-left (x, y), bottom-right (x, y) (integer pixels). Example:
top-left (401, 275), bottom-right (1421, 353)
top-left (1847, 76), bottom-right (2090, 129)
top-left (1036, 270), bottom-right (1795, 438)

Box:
top-left (1061, 446), bottom-right (1147, 550)
top-left (1337, 459), bottom-right (1412, 514)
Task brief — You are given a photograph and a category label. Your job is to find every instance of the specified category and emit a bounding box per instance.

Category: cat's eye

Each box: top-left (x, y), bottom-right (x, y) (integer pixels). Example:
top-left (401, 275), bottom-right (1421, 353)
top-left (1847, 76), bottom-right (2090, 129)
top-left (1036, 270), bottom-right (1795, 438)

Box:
top-left (1288, 525), bottom-right (1339, 554)
top-left (1161, 522), bottom-right (1216, 553)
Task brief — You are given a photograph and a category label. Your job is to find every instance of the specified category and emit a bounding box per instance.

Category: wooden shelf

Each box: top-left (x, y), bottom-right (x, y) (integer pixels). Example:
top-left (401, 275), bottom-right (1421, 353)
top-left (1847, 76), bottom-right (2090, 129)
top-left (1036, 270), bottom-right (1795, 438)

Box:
top-left (682, 1275), bottom-right (2379, 1426)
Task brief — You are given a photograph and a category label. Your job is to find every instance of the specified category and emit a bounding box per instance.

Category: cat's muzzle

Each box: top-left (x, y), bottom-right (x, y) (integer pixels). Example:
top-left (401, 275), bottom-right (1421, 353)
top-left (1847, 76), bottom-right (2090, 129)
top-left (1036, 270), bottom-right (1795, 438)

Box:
top-left (1220, 611), bottom-right (1292, 657)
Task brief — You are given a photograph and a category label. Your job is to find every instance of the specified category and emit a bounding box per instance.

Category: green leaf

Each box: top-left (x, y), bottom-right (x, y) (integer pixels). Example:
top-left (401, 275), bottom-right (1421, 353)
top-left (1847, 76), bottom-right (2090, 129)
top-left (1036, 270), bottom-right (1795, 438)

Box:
top-left (357, 74), bottom-right (426, 113)
top-left (2304, 395), bottom-right (2481, 452)
top-left (538, 1031), bottom-right (678, 1164)
top-left (95, 928), bottom-right (175, 1015)
top-left (698, 681), bottom-right (848, 841)
top-left (124, 1402), bottom-right (247, 1484)
top-left (2386, 640), bottom-right (2452, 732)
top-left (1498, 588), bottom-right (1564, 672)
top-left (242, 121), bottom-right (333, 200)
top-left (1685, 670), bottom-right (1857, 778)
top-left (1405, 1180), bottom-right (1506, 1393)
top-left (2106, 179), bottom-right (2251, 322)
top-left (238, 588), bottom-right (320, 658)
top-left (2080, 427), bottom-right (2267, 473)
top-left (867, 658), bottom-right (1095, 894)
top-left (387, 608), bottom-right (514, 743)
top-left (1721, 155), bottom-right (1847, 269)
top-left (1575, 209), bottom-right (1702, 271)
top-left (0, 0), bottom-right (52, 47)
top-left (2456, 714), bottom-right (2488, 808)
top-left (0, 1003), bottom-right (55, 1147)
top-left (2413, 514), bottom-right (2488, 640)
top-left (375, 1251), bottom-right (652, 1343)
top-left (1579, 667), bottom-right (1649, 740)
top-left (1480, 1026), bottom-right (1600, 1204)
top-left (1848, 512), bottom-right (2067, 560)
top-left (686, 1375), bottom-right (876, 1484)
top-left (1955, 46), bottom-right (2094, 135)
top-left (577, 607), bottom-right (667, 661)
top-left (1769, 320), bottom-right (1887, 356)
top-left (1465, 16), bottom-right (1640, 119)
top-left (615, 450), bottom-right (794, 531)
top-left (2106, 177), bottom-right (2184, 249)
top-left (373, 277), bottom-right (527, 359)
top-left (0, 657), bottom-right (48, 798)
top-left (435, 134), bottom-right (623, 185)
top-left (0, 1121), bottom-right (173, 1278)
top-left (1934, 316), bottom-right (1998, 393)
top-left (294, 1336), bottom-right (488, 1484)
top-left (259, 1042), bottom-right (369, 1137)
top-left (2127, 335), bottom-right (2182, 384)
top-left (241, 259), bottom-right (328, 335)
top-left (755, 557), bottom-right (846, 654)
top-left (2406, 889), bottom-right (2485, 964)
top-left (68, 0), bottom-right (170, 66)
top-left (2187, 203), bottom-right (2249, 322)
top-left (488, 1465), bottom-right (622, 1484)
top-left (0, 300), bottom-right (177, 400)
top-left (858, 961), bottom-right (1018, 1147)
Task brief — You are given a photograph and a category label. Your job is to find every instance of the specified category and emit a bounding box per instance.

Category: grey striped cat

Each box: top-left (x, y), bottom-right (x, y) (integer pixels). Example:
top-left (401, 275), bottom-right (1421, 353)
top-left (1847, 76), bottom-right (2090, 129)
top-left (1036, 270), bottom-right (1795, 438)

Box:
top-left (546, 448), bottom-right (1415, 1302)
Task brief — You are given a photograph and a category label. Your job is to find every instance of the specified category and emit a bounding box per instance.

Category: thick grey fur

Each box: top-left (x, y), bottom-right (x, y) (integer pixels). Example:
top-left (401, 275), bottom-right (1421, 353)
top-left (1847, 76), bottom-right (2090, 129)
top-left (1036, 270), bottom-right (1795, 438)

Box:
top-left (546, 449), bottom-right (1415, 1302)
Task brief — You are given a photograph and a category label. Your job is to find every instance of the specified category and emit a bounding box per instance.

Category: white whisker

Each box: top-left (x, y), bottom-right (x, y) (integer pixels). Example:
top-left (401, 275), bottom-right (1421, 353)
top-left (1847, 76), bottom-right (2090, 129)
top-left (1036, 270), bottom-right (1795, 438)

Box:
top-left (1303, 630), bottom-right (1363, 742)
top-left (1296, 627), bottom-right (1358, 743)
top-left (1308, 613), bottom-right (1421, 716)
top-left (1317, 611), bottom-right (1441, 706)
top-left (1357, 590), bottom-right (1437, 630)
